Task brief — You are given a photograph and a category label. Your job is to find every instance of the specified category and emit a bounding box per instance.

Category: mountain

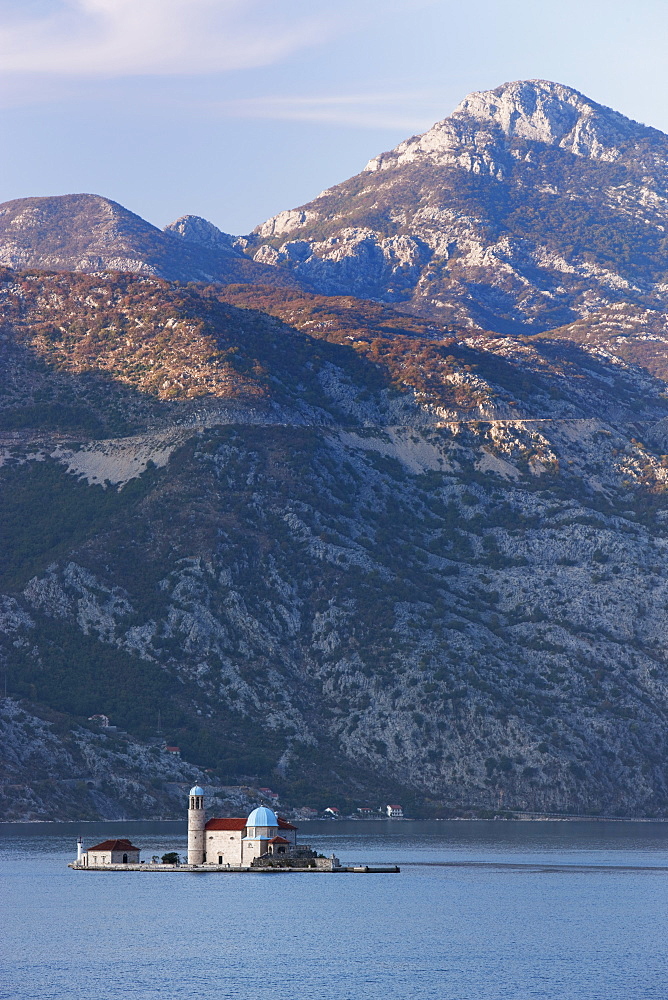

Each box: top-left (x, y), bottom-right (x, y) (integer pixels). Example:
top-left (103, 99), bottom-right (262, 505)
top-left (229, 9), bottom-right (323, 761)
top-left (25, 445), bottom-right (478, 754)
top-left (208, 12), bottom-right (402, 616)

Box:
top-left (245, 79), bottom-right (668, 335)
top-left (5, 82), bottom-right (668, 821)
top-left (4, 268), bottom-right (668, 820)
top-left (0, 193), bottom-right (295, 287)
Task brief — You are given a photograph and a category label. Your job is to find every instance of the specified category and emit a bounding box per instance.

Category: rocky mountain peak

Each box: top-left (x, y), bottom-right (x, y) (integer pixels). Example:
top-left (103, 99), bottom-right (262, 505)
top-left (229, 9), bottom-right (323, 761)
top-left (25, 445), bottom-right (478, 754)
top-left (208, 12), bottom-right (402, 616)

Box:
top-left (164, 214), bottom-right (237, 254)
top-left (365, 79), bottom-right (661, 173)
top-left (248, 79), bottom-right (668, 333)
top-left (454, 79), bottom-right (612, 145)
top-left (0, 192), bottom-right (140, 241)
top-left (0, 193), bottom-right (161, 274)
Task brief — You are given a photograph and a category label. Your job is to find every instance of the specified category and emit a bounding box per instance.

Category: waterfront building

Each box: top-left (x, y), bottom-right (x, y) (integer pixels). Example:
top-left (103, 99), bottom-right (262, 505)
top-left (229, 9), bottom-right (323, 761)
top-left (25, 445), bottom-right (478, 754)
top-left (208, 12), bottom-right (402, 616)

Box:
top-left (188, 787), bottom-right (298, 866)
top-left (79, 838), bottom-right (140, 866)
top-left (295, 806), bottom-right (318, 819)
top-left (386, 804), bottom-right (403, 818)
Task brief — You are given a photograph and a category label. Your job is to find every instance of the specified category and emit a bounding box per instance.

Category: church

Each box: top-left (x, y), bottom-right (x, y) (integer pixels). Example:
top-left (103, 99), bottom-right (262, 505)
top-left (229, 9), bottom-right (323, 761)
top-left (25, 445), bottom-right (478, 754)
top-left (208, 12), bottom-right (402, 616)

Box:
top-left (188, 786), bottom-right (299, 866)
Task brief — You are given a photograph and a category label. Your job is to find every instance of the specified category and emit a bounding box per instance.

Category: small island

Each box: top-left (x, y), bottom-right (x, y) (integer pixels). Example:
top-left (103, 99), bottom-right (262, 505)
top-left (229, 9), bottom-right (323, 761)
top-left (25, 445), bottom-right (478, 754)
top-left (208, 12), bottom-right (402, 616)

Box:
top-left (69, 787), bottom-right (399, 874)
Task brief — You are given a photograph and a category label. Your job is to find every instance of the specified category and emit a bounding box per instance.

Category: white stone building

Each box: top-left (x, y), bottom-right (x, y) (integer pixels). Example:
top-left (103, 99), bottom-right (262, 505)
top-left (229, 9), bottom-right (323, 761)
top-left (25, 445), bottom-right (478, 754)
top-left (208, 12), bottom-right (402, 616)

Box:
top-left (187, 786), bottom-right (298, 867)
top-left (80, 838), bottom-right (140, 866)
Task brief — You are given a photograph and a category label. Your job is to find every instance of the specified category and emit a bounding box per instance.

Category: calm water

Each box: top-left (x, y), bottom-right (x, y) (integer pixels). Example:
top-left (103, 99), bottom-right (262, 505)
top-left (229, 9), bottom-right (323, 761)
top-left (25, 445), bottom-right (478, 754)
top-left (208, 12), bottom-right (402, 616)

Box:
top-left (1, 820), bottom-right (667, 1000)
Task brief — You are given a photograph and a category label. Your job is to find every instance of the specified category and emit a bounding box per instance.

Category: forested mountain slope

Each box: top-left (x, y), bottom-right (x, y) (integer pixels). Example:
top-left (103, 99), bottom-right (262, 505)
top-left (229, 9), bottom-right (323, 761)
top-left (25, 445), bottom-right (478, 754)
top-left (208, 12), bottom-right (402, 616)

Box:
top-left (3, 270), bottom-right (668, 819)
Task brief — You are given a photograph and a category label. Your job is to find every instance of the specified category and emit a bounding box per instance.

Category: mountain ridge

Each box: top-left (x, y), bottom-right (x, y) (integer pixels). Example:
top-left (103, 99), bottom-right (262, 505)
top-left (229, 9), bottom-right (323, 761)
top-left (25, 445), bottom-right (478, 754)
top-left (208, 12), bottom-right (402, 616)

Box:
top-left (364, 80), bottom-right (663, 176)
top-left (1, 79), bottom-right (668, 341)
top-left (0, 193), bottom-right (298, 288)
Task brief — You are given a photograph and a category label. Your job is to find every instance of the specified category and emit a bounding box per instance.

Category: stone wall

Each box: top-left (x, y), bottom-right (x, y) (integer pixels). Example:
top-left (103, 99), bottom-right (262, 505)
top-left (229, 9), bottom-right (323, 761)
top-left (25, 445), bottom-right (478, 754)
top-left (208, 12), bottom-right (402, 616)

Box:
top-left (250, 853), bottom-right (339, 871)
top-left (205, 830), bottom-right (243, 866)
top-left (82, 849), bottom-right (139, 865)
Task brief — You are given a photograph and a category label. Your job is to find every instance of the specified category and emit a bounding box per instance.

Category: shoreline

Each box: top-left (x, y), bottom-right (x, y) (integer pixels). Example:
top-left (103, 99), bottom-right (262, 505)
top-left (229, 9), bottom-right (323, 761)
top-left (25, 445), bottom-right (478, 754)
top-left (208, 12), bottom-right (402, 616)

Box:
top-left (67, 862), bottom-right (400, 874)
top-left (3, 815), bottom-right (668, 826)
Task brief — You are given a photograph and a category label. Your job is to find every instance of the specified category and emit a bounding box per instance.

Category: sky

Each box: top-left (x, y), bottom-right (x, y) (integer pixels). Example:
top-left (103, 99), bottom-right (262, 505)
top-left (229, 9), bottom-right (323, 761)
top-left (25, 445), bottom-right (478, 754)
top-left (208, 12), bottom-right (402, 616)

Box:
top-left (0, 0), bottom-right (666, 235)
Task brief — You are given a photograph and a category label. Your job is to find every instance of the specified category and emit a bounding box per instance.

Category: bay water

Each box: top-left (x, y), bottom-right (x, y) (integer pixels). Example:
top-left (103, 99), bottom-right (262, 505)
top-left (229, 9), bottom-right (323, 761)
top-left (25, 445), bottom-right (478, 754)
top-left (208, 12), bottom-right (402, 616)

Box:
top-left (1, 819), bottom-right (666, 999)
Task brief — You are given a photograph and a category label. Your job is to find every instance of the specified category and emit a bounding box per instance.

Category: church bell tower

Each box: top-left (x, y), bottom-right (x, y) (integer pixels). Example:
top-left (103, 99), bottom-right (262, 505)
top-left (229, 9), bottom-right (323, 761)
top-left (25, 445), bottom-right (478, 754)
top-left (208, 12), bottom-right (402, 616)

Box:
top-left (187, 786), bottom-right (206, 865)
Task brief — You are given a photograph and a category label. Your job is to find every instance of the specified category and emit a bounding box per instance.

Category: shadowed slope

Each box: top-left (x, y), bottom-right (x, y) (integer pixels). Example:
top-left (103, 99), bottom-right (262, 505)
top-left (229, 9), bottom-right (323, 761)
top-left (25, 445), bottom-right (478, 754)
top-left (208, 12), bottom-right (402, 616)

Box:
top-left (0, 194), bottom-right (298, 287)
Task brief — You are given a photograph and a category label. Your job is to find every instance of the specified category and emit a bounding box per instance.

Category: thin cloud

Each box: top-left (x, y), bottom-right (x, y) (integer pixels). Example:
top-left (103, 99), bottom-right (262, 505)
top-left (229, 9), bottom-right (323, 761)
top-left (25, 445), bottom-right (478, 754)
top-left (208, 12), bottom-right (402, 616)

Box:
top-left (205, 92), bottom-right (446, 131)
top-left (0, 0), bottom-right (332, 76)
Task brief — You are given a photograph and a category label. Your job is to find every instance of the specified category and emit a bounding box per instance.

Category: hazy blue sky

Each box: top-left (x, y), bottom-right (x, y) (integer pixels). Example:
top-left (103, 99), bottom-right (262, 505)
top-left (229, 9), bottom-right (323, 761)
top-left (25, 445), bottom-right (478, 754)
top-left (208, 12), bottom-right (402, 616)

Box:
top-left (0, 0), bottom-right (666, 234)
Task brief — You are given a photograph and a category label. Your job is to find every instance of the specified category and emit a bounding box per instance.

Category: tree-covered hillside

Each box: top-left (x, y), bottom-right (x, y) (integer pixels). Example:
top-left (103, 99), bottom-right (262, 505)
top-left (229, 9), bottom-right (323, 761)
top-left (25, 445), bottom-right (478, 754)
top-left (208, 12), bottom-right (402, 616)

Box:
top-left (3, 269), bottom-right (668, 819)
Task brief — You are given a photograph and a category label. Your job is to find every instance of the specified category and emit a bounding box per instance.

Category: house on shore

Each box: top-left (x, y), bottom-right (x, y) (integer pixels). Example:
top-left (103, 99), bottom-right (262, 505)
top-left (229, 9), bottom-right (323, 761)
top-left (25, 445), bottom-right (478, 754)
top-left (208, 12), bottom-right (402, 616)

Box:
top-left (79, 838), bottom-right (141, 866)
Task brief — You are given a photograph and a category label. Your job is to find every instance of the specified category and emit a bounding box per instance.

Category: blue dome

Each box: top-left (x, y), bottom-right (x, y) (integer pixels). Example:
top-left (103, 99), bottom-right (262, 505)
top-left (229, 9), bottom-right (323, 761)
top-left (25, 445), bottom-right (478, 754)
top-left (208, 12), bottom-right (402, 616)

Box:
top-left (247, 806), bottom-right (278, 827)
top-left (189, 786), bottom-right (205, 796)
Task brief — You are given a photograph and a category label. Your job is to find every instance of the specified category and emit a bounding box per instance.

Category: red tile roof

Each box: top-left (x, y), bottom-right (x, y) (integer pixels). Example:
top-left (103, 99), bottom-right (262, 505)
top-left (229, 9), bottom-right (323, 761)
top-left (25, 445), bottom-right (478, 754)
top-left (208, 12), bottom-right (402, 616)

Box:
top-left (205, 818), bottom-right (247, 831)
top-left (204, 816), bottom-right (297, 831)
top-left (87, 838), bottom-right (140, 852)
top-left (269, 836), bottom-right (290, 844)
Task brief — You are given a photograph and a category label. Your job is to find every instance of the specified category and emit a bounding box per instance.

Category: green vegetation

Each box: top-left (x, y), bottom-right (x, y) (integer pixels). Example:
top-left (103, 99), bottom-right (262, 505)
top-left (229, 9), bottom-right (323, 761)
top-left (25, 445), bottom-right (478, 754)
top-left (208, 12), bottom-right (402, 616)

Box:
top-left (0, 403), bottom-right (104, 434)
top-left (1, 259), bottom-right (668, 816)
top-left (0, 459), bottom-right (159, 590)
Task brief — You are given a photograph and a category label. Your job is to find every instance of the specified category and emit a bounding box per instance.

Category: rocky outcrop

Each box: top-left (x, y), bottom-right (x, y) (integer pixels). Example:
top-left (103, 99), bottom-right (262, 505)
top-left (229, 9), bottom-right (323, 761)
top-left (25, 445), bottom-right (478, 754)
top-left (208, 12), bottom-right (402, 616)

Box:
top-left (163, 214), bottom-right (238, 253)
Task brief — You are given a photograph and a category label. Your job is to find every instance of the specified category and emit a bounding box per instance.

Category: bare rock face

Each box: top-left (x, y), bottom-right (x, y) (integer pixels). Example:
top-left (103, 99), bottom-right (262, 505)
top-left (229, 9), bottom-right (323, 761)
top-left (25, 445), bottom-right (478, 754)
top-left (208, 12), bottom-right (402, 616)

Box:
top-left (246, 80), bottom-right (668, 332)
top-left (365, 80), bottom-right (651, 174)
top-left (164, 214), bottom-right (237, 253)
top-left (453, 80), bottom-right (632, 156)
top-left (255, 209), bottom-right (320, 239)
